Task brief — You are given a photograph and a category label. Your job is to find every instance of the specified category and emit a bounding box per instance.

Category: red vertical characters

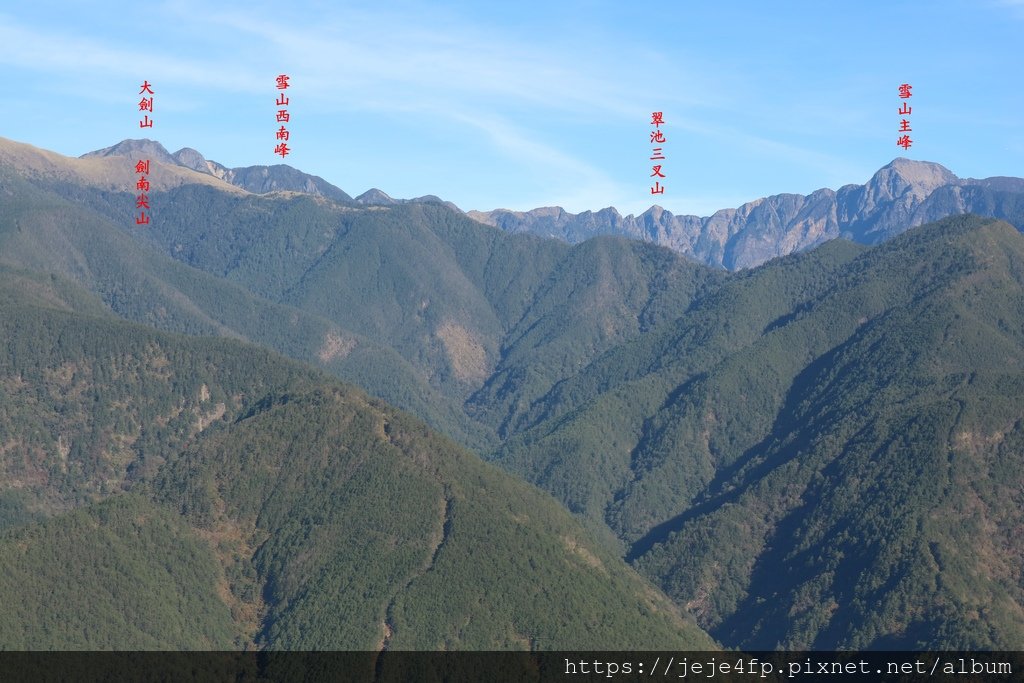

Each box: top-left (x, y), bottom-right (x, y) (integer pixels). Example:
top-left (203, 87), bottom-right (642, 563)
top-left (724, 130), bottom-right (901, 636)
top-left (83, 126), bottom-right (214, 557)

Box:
top-left (274, 74), bottom-right (291, 158)
top-left (897, 83), bottom-right (913, 151)
top-left (650, 112), bottom-right (666, 195)
top-left (135, 80), bottom-right (154, 226)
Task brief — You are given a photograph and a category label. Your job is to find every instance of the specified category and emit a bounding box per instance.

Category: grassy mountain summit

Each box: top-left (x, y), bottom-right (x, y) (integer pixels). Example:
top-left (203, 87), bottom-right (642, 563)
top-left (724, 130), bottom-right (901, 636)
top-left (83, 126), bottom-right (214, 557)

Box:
top-left (81, 138), bottom-right (354, 202)
top-left (0, 136), bottom-right (244, 195)
top-left (0, 272), bottom-right (714, 649)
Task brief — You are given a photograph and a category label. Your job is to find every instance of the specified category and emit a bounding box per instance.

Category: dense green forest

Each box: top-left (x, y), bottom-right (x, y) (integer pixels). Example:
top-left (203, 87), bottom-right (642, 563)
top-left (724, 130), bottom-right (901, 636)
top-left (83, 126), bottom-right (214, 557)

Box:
top-left (16, 163), bottom-right (724, 450)
top-left (0, 495), bottom-right (238, 649)
top-left (1, 140), bottom-right (1022, 650)
top-left (498, 215), bottom-right (1024, 648)
top-left (0, 271), bottom-right (712, 649)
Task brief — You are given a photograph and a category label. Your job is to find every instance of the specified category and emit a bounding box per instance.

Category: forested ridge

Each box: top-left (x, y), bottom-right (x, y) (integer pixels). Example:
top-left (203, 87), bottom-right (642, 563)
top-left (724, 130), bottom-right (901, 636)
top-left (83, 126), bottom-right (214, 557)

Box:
top-left (1, 138), bottom-right (1022, 649)
top-left (0, 270), bottom-right (713, 649)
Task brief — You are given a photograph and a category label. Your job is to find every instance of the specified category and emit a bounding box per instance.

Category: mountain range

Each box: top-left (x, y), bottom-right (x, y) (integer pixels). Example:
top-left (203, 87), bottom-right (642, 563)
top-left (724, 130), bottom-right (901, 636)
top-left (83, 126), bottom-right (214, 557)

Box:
top-left (81, 139), bottom-right (1024, 272)
top-left (469, 158), bottom-right (1024, 269)
top-left (82, 139), bottom-right (356, 203)
top-left (1, 135), bottom-right (1021, 650)
top-left (83, 139), bottom-right (461, 211)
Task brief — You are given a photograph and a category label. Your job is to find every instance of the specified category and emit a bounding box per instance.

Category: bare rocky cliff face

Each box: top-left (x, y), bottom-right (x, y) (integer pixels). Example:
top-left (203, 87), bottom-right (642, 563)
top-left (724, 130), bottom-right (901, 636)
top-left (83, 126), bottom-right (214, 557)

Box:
top-left (469, 159), bottom-right (1024, 269)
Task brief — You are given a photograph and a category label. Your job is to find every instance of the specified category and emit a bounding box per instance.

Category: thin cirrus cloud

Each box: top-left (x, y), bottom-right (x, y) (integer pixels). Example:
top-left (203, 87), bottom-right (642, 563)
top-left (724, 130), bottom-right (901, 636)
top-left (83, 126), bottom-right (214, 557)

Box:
top-left (0, 18), bottom-right (261, 94)
top-left (174, 3), bottom-right (700, 119)
top-left (161, 2), bottom-right (846, 214)
top-left (168, 3), bottom-right (678, 211)
top-left (1002, 0), bottom-right (1024, 19)
top-left (443, 110), bottom-right (628, 211)
top-left (1, 2), bottom-right (929, 215)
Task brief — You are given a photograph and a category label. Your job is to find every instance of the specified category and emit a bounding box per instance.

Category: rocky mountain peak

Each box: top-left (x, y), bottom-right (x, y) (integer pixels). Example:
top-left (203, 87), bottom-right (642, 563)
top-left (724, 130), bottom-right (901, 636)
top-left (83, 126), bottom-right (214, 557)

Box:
top-left (171, 147), bottom-right (210, 173)
top-left (469, 159), bottom-right (1021, 270)
top-left (867, 158), bottom-right (959, 199)
top-left (355, 188), bottom-right (397, 205)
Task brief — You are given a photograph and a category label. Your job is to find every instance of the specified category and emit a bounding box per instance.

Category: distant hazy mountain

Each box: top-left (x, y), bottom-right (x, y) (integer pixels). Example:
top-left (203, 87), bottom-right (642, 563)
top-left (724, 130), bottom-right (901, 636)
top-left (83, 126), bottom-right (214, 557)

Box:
top-left (469, 159), bottom-right (1024, 269)
top-left (83, 139), bottom-right (354, 203)
top-left (355, 187), bottom-right (400, 204)
top-left (82, 138), bottom-right (181, 166)
top-left (83, 139), bottom-right (470, 208)
top-left (355, 186), bottom-right (462, 212)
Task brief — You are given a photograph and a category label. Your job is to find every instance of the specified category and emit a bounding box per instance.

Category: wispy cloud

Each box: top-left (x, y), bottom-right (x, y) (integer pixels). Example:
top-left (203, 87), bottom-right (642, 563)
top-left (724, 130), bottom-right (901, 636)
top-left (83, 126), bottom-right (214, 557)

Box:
top-left (0, 14), bottom-right (264, 92)
top-left (155, 1), bottom-right (859, 211)
top-left (437, 110), bottom-right (625, 211)
top-left (177, 4), bottom-right (682, 118)
top-left (992, 0), bottom-right (1024, 18)
top-left (2, 1), bottom-right (940, 215)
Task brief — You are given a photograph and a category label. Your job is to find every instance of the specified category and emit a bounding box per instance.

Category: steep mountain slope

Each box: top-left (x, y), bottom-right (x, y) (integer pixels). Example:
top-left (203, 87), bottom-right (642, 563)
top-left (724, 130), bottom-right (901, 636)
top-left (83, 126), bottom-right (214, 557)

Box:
top-left (493, 237), bottom-right (869, 547)
top-left (152, 387), bottom-right (713, 650)
top-left (639, 216), bottom-right (1024, 649)
top-left (0, 156), bottom-right (485, 448)
top-left (0, 276), bottom-right (715, 650)
top-left (7, 142), bottom-right (718, 448)
top-left (0, 136), bottom-right (243, 195)
top-left (494, 215), bottom-right (1024, 648)
top-left (138, 193), bottom-right (719, 443)
top-left (0, 274), bottom-right (325, 520)
top-left (470, 159), bottom-right (1024, 269)
top-left (465, 235), bottom-right (722, 438)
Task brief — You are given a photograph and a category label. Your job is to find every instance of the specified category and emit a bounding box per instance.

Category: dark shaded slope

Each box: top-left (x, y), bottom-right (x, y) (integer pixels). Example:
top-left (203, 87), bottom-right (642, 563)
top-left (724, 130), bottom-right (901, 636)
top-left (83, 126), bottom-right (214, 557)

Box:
top-left (638, 216), bottom-right (1024, 649)
top-left (42, 171), bottom-right (720, 448)
top-left (0, 281), bottom-right (325, 519)
top-left (492, 238), bottom-right (868, 548)
top-left (467, 235), bottom-right (723, 438)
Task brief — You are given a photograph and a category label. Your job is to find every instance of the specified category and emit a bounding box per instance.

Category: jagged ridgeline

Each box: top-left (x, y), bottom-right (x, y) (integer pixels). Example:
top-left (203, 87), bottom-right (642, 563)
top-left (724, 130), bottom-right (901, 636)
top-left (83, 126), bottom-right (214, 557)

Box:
top-left (469, 158), bottom-right (1024, 269)
top-left (0, 273), bottom-right (714, 649)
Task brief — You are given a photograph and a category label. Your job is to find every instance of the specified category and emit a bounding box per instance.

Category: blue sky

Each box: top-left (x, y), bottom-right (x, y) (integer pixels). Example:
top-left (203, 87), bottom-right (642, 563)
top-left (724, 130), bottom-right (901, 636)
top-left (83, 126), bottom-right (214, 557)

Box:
top-left (2, 0), bottom-right (1021, 216)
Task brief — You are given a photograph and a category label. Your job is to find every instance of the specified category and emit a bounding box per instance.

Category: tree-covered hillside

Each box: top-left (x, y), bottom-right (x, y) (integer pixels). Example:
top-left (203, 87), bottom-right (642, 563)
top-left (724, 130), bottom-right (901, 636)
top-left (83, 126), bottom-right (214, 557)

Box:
top-left (497, 215), bottom-right (1024, 648)
top-left (152, 388), bottom-right (712, 649)
top-left (0, 495), bottom-right (238, 649)
top-left (7, 154), bottom-right (724, 451)
top-left (0, 166), bottom-right (489, 448)
top-left (3, 139), bottom-right (1022, 650)
top-left (0, 273), bottom-right (714, 650)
